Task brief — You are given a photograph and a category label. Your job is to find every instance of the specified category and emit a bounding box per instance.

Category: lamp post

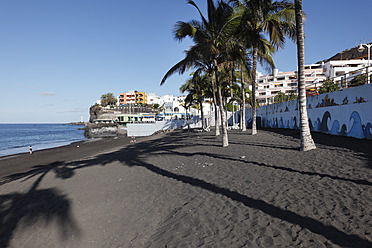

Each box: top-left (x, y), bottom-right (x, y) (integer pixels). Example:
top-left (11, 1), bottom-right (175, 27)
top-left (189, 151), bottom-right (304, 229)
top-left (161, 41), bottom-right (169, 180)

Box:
top-left (358, 43), bottom-right (371, 84)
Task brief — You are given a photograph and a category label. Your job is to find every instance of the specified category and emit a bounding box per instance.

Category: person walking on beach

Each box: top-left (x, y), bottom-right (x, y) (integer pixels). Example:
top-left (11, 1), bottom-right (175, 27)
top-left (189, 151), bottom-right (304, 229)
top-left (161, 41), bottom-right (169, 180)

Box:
top-left (29, 145), bottom-right (33, 154)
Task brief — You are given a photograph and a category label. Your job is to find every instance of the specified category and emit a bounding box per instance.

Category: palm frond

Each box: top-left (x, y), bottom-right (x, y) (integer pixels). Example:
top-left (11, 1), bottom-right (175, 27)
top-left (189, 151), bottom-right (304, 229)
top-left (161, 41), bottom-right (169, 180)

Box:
top-left (187, 0), bottom-right (209, 27)
top-left (161, 56), bottom-right (193, 85)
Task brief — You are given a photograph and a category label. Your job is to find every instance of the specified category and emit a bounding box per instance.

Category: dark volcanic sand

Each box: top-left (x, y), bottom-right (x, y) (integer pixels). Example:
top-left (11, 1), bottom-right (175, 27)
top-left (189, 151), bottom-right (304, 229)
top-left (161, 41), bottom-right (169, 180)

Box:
top-left (0, 129), bottom-right (371, 247)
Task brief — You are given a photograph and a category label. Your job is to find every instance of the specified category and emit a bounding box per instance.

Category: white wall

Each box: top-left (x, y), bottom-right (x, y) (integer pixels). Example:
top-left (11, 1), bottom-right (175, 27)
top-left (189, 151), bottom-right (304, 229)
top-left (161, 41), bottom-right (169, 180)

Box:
top-left (127, 116), bottom-right (203, 137)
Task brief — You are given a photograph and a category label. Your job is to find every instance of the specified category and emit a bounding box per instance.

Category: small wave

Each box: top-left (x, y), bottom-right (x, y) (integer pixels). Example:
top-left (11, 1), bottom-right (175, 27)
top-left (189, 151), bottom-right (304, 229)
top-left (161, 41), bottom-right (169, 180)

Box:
top-left (0, 139), bottom-right (87, 157)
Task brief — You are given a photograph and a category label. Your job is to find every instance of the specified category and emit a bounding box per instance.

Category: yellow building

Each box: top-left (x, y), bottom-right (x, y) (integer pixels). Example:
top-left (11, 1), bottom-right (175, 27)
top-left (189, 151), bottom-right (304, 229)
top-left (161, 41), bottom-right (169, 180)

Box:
top-left (135, 91), bottom-right (147, 105)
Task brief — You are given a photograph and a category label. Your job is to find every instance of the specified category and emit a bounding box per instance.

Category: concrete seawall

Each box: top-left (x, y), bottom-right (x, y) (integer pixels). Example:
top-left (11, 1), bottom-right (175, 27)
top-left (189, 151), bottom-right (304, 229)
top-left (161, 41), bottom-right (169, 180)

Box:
top-left (84, 123), bottom-right (127, 138)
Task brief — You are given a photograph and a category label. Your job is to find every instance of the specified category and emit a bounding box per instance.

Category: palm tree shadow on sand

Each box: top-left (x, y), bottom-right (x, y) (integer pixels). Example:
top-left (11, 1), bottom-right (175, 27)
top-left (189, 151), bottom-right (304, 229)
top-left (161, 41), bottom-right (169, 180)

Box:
top-left (0, 163), bottom-right (80, 247)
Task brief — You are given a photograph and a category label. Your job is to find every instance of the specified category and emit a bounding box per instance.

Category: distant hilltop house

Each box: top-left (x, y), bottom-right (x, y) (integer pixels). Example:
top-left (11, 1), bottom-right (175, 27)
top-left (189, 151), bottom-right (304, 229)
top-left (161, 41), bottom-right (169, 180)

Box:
top-left (256, 42), bottom-right (371, 105)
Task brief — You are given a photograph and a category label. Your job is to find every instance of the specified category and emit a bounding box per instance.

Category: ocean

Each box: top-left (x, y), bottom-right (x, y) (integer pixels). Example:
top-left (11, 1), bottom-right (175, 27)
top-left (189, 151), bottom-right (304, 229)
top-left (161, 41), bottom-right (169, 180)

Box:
top-left (0, 124), bottom-right (87, 157)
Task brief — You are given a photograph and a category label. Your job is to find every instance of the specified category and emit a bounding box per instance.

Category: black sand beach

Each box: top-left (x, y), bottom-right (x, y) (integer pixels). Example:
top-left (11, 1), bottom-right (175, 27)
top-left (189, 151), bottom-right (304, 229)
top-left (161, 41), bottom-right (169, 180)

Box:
top-left (0, 129), bottom-right (371, 247)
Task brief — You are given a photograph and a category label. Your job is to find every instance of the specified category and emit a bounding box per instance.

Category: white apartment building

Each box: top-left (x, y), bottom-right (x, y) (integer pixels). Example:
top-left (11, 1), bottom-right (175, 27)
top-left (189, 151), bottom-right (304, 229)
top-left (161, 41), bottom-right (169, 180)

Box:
top-left (256, 64), bottom-right (326, 105)
top-left (151, 94), bottom-right (213, 118)
top-left (256, 58), bottom-right (370, 105)
top-left (146, 93), bottom-right (161, 106)
top-left (158, 95), bottom-right (187, 113)
top-left (322, 59), bottom-right (370, 85)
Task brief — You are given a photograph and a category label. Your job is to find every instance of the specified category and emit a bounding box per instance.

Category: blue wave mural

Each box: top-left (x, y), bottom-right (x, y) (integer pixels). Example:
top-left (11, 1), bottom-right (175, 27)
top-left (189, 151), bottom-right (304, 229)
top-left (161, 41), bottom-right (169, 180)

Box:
top-left (246, 85), bottom-right (372, 140)
top-left (364, 123), bottom-right (372, 139)
top-left (309, 111), bottom-right (371, 139)
top-left (264, 111), bottom-right (371, 140)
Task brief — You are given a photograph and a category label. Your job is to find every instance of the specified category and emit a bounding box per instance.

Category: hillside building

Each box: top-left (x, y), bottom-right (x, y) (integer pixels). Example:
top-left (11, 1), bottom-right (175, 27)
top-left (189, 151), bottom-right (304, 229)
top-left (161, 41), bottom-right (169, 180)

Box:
top-left (147, 93), bottom-right (161, 105)
top-left (118, 91), bottom-right (135, 105)
top-left (323, 59), bottom-right (370, 86)
top-left (118, 90), bottom-right (148, 105)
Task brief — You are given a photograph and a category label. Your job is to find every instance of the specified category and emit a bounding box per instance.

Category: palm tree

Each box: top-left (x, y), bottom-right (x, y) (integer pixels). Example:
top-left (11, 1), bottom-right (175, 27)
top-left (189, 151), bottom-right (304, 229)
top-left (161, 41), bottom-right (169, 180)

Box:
top-left (180, 73), bottom-right (211, 129)
top-left (161, 0), bottom-right (240, 147)
top-left (235, 61), bottom-right (250, 131)
top-left (229, 79), bottom-right (252, 130)
top-left (100, 92), bottom-right (117, 107)
top-left (161, 43), bottom-right (221, 136)
top-left (239, 63), bottom-right (246, 130)
top-left (228, 80), bottom-right (241, 127)
top-left (217, 65), bottom-right (232, 128)
top-left (294, 0), bottom-right (316, 151)
top-left (220, 59), bottom-right (241, 128)
top-left (232, 0), bottom-right (296, 134)
top-left (228, 62), bottom-right (236, 126)
top-left (180, 94), bottom-right (194, 130)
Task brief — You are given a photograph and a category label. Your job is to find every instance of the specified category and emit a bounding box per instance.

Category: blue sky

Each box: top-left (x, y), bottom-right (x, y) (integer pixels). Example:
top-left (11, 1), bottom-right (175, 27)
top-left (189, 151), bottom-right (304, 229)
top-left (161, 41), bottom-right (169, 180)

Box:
top-left (0, 0), bottom-right (370, 123)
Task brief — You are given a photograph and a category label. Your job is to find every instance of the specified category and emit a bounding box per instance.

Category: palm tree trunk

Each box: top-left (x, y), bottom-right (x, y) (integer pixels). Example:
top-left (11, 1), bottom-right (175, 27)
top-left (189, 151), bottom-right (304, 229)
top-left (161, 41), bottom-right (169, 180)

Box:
top-left (225, 97), bottom-right (228, 127)
top-left (198, 107), bottom-right (201, 127)
top-left (240, 103), bottom-right (243, 129)
top-left (214, 59), bottom-right (228, 147)
top-left (230, 69), bottom-right (235, 127)
top-left (186, 108), bottom-right (190, 131)
top-left (200, 100), bottom-right (205, 130)
top-left (211, 74), bottom-right (220, 136)
top-left (209, 101), bottom-right (212, 128)
top-left (215, 103), bottom-right (219, 131)
top-left (241, 62), bottom-right (246, 131)
top-left (295, 0), bottom-right (316, 151)
top-left (251, 49), bottom-right (258, 135)
top-left (188, 107), bottom-right (191, 129)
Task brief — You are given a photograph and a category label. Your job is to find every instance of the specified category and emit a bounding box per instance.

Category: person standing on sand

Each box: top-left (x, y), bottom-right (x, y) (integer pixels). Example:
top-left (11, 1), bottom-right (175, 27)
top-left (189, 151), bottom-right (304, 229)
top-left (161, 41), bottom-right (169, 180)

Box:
top-left (29, 146), bottom-right (32, 154)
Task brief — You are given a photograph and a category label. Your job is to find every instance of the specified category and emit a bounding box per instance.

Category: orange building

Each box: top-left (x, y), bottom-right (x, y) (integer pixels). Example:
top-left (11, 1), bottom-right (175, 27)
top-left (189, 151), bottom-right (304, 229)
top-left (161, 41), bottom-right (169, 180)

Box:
top-left (119, 91), bottom-right (147, 105)
top-left (119, 92), bottom-right (135, 105)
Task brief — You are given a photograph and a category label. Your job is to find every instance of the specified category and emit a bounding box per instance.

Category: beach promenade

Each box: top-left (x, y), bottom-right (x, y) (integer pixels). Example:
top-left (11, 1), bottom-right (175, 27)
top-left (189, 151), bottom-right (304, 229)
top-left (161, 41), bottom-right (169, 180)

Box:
top-left (0, 129), bottom-right (371, 247)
